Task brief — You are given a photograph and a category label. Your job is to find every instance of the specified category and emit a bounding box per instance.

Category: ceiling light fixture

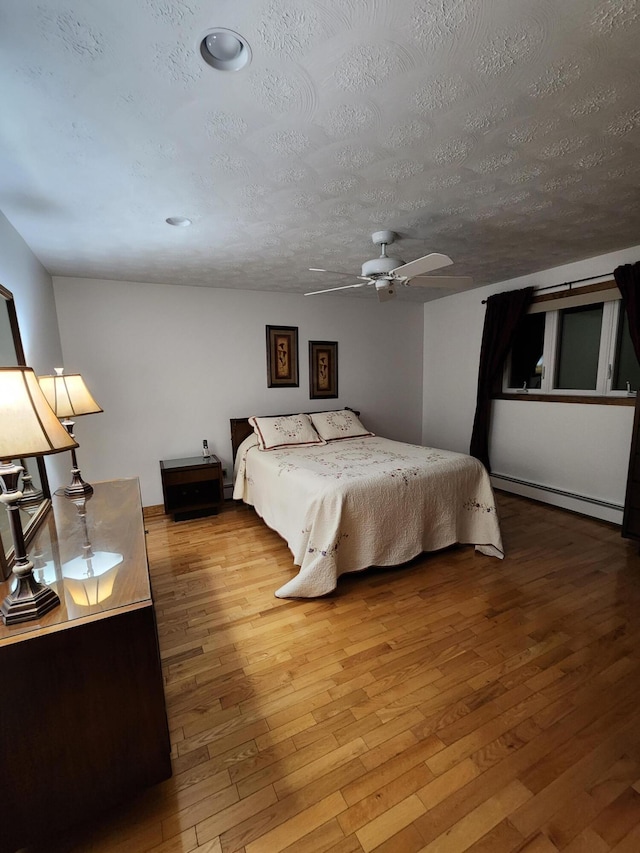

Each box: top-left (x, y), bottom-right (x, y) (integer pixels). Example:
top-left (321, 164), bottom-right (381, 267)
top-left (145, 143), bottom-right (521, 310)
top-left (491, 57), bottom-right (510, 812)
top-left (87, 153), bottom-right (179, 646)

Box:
top-left (200, 28), bottom-right (252, 72)
top-left (165, 217), bottom-right (192, 227)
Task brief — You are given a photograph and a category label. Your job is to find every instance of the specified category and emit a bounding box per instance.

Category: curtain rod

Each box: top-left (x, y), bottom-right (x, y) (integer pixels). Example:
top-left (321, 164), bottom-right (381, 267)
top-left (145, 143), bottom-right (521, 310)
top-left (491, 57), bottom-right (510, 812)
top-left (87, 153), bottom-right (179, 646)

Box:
top-left (481, 271), bottom-right (615, 304)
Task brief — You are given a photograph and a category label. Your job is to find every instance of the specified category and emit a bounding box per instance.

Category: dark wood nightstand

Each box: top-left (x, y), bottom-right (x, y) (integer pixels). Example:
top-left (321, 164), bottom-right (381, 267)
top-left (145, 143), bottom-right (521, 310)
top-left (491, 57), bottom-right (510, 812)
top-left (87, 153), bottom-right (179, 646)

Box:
top-left (160, 455), bottom-right (224, 521)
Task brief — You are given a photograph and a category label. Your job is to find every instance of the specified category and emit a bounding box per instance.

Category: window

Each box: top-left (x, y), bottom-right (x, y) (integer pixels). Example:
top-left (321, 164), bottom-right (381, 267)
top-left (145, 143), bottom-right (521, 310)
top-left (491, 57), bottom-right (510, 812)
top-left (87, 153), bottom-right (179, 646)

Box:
top-left (613, 309), bottom-right (640, 392)
top-left (503, 284), bottom-right (640, 399)
top-left (555, 303), bottom-right (603, 390)
top-left (508, 313), bottom-right (545, 389)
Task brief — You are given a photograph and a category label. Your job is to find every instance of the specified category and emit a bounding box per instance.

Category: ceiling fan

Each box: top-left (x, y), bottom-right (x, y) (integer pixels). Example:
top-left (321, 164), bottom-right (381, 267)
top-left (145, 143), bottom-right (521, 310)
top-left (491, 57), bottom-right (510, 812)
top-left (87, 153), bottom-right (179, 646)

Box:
top-left (305, 230), bottom-right (473, 302)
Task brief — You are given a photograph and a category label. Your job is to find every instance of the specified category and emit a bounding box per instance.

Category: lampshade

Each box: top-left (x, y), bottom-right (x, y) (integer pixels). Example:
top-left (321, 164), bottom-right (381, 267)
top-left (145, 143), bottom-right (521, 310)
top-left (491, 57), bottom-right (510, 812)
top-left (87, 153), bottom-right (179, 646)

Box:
top-left (38, 369), bottom-right (103, 418)
top-left (0, 367), bottom-right (78, 458)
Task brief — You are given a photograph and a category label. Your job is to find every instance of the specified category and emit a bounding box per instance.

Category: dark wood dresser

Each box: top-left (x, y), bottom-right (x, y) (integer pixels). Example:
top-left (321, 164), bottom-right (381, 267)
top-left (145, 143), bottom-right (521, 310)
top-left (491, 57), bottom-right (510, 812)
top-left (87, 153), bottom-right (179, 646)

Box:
top-left (0, 479), bottom-right (171, 853)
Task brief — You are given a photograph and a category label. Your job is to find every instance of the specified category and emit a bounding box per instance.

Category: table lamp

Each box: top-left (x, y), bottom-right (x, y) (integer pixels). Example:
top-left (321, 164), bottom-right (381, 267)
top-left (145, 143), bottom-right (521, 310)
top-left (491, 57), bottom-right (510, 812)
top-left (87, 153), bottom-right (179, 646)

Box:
top-left (0, 366), bottom-right (78, 625)
top-left (38, 368), bottom-right (103, 497)
top-left (17, 458), bottom-right (44, 508)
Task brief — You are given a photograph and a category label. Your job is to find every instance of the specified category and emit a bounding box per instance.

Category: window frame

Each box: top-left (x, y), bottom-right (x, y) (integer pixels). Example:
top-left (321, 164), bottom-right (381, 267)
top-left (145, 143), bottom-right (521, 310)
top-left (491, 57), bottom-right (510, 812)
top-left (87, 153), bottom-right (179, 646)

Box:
top-left (499, 280), bottom-right (638, 405)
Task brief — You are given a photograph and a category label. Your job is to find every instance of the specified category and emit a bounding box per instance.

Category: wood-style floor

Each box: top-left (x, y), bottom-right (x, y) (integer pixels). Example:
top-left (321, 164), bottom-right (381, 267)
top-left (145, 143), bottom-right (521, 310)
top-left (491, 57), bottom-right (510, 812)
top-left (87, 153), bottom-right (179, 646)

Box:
top-left (28, 492), bottom-right (640, 853)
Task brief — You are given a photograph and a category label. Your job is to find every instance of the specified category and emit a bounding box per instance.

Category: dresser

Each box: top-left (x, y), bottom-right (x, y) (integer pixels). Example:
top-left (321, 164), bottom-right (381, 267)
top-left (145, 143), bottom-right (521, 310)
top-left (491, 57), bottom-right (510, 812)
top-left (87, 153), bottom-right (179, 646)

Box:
top-left (0, 479), bottom-right (171, 853)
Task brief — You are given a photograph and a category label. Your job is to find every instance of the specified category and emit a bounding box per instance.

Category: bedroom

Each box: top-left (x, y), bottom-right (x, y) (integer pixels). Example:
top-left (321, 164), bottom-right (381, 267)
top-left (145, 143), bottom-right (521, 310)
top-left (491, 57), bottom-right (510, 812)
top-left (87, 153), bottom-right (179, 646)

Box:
top-left (1, 0), bottom-right (640, 851)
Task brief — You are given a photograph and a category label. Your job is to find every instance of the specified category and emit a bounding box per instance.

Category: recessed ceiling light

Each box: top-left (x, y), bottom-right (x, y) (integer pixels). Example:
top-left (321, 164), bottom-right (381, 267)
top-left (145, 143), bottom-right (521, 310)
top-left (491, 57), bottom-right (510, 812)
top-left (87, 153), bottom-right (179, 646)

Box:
top-left (200, 28), bottom-right (251, 72)
top-left (165, 216), bottom-right (192, 227)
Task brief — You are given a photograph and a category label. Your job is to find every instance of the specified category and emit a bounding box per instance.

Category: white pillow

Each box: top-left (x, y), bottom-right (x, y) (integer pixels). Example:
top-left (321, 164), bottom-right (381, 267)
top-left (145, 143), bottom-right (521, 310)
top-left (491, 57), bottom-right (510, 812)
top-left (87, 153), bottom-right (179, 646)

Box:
top-left (309, 410), bottom-right (374, 441)
top-left (249, 413), bottom-right (325, 451)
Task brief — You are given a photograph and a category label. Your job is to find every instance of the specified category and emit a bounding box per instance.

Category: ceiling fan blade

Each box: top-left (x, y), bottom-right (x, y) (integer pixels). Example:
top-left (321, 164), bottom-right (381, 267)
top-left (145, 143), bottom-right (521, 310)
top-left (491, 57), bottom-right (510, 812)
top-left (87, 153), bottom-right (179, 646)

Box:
top-left (407, 275), bottom-right (473, 289)
top-left (304, 281), bottom-right (370, 296)
top-left (391, 252), bottom-right (453, 279)
top-left (309, 267), bottom-right (360, 279)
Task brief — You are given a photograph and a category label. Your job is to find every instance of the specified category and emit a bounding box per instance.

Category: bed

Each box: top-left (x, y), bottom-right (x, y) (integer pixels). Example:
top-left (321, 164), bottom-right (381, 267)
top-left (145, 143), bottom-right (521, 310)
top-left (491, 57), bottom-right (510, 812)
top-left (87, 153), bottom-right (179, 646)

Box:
top-left (231, 410), bottom-right (503, 598)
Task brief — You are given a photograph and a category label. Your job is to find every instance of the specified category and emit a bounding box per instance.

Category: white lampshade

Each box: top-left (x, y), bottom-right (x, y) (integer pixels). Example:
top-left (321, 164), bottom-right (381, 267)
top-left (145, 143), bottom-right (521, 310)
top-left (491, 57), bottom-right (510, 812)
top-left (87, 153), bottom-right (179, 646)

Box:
top-left (0, 366), bottom-right (78, 458)
top-left (38, 369), bottom-right (103, 418)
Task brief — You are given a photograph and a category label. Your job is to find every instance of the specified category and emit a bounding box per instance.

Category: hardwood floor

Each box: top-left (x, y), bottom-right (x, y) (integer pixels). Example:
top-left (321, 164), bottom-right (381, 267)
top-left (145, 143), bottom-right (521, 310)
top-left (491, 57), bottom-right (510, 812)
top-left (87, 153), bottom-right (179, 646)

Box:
top-left (24, 492), bottom-right (640, 853)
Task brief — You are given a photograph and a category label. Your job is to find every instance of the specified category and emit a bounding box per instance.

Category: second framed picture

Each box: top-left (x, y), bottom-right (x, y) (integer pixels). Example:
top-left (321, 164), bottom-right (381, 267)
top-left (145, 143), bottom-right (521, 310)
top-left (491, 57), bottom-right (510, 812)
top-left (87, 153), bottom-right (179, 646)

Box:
top-left (309, 340), bottom-right (338, 399)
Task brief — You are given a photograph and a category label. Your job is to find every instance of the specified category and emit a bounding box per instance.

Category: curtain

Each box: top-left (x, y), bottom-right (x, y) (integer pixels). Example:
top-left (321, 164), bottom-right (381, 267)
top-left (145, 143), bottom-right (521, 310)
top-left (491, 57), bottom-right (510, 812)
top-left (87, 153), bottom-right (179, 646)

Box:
top-left (469, 287), bottom-right (534, 472)
top-left (614, 262), bottom-right (640, 361)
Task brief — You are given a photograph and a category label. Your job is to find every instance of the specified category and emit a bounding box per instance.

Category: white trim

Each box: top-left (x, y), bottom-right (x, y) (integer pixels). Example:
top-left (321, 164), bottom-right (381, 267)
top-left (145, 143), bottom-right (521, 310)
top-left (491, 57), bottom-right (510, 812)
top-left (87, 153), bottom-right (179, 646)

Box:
top-left (491, 473), bottom-right (623, 525)
top-left (594, 301), bottom-right (615, 394)
top-left (542, 311), bottom-right (558, 393)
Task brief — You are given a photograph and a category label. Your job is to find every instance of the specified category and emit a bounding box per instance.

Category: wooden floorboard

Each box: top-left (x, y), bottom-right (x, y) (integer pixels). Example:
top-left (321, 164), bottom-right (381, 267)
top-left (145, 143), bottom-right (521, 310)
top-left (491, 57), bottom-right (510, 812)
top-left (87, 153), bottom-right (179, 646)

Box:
top-left (21, 492), bottom-right (640, 853)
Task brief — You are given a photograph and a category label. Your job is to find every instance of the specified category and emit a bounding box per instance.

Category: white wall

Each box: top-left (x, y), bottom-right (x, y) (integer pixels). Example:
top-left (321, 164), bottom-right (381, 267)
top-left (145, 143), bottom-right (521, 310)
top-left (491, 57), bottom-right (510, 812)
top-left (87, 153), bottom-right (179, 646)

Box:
top-left (53, 277), bottom-right (424, 508)
top-left (0, 212), bottom-right (63, 373)
top-left (423, 244), bottom-right (640, 523)
top-left (0, 210), bottom-right (67, 486)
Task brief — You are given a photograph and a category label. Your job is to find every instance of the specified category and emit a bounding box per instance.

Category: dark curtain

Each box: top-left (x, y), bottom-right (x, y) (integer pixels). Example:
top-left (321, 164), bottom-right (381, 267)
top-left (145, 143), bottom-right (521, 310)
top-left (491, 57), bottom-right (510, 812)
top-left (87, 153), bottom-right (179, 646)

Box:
top-left (614, 262), bottom-right (640, 361)
top-left (469, 287), bottom-right (534, 472)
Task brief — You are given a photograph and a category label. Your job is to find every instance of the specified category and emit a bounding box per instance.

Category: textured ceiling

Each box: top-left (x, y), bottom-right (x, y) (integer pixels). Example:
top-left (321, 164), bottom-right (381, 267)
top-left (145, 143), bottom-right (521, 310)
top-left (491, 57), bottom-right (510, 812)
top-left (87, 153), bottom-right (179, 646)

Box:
top-left (0, 0), bottom-right (638, 302)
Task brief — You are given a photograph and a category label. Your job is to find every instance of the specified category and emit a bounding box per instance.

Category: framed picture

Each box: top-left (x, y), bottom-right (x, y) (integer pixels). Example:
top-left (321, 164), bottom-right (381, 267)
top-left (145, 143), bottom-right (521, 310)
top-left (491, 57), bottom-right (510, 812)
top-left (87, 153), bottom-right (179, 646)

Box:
top-left (266, 325), bottom-right (299, 387)
top-left (309, 340), bottom-right (338, 399)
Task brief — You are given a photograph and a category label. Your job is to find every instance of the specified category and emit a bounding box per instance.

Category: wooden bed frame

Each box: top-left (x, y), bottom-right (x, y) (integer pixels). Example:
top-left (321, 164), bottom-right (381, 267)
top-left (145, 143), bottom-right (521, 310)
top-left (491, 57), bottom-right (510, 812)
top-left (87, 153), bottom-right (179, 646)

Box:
top-left (230, 408), bottom-right (359, 461)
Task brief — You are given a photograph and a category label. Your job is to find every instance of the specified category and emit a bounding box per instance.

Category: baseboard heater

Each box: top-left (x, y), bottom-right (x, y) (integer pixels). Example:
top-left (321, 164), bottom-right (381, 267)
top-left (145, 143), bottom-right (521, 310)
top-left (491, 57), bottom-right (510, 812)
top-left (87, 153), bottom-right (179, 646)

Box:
top-left (490, 472), bottom-right (623, 523)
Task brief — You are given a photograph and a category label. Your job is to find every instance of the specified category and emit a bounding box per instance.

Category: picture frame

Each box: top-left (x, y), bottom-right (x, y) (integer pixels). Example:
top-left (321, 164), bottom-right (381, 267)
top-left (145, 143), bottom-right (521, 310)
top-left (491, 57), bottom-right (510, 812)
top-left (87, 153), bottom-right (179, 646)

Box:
top-left (309, 340), bottom-right (338, 399)
top-left (266, 325), bottom-right (299, 388)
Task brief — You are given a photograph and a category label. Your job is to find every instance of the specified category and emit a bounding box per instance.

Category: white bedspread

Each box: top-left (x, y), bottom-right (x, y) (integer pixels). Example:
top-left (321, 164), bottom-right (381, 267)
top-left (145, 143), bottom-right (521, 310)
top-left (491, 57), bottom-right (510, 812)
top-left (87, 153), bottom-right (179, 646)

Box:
top-left (233, 434), bottom-right (503, 598)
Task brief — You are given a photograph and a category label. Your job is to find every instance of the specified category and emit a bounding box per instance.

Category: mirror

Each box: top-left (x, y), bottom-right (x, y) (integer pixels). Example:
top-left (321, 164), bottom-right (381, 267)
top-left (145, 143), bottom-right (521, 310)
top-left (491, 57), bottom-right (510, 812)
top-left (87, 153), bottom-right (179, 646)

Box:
top-left (0, 284), bottom-right (52, 580)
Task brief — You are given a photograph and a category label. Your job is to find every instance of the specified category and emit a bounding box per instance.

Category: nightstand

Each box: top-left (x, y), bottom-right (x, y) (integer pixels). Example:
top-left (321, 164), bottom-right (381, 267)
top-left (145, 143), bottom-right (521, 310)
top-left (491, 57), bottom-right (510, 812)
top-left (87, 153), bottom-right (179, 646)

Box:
top-left (160, 455), bottom-right (224, 521)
